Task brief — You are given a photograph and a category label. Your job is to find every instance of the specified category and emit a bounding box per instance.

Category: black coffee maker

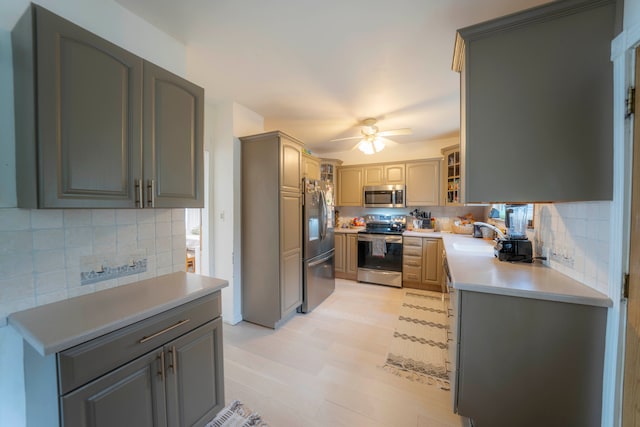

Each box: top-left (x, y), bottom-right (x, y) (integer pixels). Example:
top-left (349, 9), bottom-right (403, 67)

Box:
top-left (495, 204), bottom-right (533, 263)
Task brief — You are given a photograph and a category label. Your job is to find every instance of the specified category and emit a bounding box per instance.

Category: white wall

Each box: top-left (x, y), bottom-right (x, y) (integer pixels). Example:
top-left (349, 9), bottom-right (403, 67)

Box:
top-left (203, 100), bottom-right (264, 325)
top-left (0, 1), bottom-right (189, 425)
top-left (320, 135), bottom-right (458, 165)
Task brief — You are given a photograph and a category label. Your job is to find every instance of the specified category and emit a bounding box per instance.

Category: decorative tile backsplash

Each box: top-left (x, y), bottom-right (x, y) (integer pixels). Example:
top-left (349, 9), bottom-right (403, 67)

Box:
top-left (0, 208), bottom-right (187, 326)
top-left (80, 258), bottom-right (148, 285)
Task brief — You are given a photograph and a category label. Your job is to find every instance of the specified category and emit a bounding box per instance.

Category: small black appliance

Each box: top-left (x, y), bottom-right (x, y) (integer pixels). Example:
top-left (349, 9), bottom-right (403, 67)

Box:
top-left (495, 239), bottom-right (533, 263)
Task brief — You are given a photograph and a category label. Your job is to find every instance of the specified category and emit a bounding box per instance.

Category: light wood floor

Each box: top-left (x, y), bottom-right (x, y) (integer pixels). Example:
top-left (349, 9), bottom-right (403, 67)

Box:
top-left (222, 279), bottom-right (466, 426)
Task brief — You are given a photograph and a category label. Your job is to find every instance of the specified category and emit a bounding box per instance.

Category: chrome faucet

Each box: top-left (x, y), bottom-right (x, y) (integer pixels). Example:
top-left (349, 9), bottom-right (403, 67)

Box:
top-left (473, 222), bottom-right (506, 240)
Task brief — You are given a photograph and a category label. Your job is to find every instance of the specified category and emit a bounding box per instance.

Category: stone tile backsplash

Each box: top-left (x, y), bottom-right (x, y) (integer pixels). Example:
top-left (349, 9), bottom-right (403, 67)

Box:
top-left (532, 201), bottom-right (611, 295)
top-left (0, 208), bottom-right (187, 326)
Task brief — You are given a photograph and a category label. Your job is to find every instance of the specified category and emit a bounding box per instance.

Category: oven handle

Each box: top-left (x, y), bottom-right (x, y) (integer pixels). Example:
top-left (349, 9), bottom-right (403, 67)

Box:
top-left (357, 234), bottom-right (402, 244)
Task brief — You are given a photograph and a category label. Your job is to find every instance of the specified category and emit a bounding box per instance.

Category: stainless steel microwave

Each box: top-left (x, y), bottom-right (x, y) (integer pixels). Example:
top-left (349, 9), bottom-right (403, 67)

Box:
top-left (363, 185), bottom-right (406, 208)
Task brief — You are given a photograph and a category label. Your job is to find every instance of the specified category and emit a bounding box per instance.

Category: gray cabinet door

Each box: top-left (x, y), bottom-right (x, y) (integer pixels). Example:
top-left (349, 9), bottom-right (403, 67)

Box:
top-left (143, 62), bottom-right (204, 208)
top-left (33, 5), bottom-right (143, 208)
top-left (165, 318), bottom-right (224, 427)
top-left (455, 0), bottom-right (615, 203)
top-left (280, 192), bottom-right (302, 317)
top-left (61, 350), bottom-right (167, 427)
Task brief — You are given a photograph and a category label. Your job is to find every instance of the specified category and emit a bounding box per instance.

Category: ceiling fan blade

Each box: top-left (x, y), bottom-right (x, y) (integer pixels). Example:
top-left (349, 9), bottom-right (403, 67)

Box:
top-left (377, 128), bottom-right (412, 137)
top-left (330, 135), bottom-right (362, 142)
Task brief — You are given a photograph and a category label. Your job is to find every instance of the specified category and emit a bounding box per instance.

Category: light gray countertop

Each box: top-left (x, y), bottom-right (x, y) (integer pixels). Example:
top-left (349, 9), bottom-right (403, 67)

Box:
top-left (8, 272), bottom-right (228, 356)
top-left (442, 234), bottom-right (612, 308)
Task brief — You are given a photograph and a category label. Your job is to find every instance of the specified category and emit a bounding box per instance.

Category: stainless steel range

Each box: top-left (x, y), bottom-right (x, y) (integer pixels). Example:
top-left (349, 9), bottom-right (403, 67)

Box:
top-left (357, 215), bottom-right (405, 287)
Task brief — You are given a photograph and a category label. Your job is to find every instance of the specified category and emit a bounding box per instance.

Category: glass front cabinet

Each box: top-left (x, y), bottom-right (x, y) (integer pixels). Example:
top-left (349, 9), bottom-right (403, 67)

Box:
top-left (441, 145), bottom-right (461, 206)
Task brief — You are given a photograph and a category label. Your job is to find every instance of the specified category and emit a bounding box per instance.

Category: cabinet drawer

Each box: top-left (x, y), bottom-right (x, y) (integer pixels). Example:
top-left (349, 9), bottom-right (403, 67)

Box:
top-left (403, 245), bottom-right (422, 257)
top-left (58, 292), bottom-right (221, 395)
top-left (403, 237), bottom-right (422, 248)
top-left (403, 266), bottom-right (422, 282)
top-left (403, 255), bottom-right (422, 268)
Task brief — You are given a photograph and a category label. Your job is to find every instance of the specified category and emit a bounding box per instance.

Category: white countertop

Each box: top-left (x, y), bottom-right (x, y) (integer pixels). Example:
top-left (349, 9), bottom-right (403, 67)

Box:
top-left (403, 230), bottom-right (445, 238)
top-left (8, 272), bottom-right (228, 356)
top-left (334, 227), bottom-right (364, 233)
top-left (442, 234), bottom-right (612, 308)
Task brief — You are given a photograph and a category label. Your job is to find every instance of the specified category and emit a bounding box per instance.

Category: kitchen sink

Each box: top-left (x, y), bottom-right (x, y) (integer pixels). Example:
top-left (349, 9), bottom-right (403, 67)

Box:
top-left (452, 242), bottom-right (495, 254)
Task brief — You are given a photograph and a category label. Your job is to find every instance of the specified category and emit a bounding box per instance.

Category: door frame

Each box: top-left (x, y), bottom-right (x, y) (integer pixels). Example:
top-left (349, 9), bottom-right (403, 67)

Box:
top-left (610, 23), bottom-right (640, 427)
top-left (622, 46), bottom-right (640, 427)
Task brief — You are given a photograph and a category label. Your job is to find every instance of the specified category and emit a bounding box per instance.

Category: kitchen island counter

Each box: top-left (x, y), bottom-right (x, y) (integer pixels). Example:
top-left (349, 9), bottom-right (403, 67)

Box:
top-left (9, 272), bottom-right (228, 355)
top-left (443, 234), bottom-right (612, 308)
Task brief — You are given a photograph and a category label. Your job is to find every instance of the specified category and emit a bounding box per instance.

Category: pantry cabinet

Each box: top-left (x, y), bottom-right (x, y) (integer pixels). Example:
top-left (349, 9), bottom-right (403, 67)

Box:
top-left (453, 0), bottom-right (615, 203)
top-left (12, 4), bottom-right (203, 209)
top-left (405, 160), bottom-right (440, 207)
top-left (337, 166), bottom-right (363, 206)
top-left (241, 131), bottom-right (303, 328)
top-left (402, 236), bottom-right (443, 291)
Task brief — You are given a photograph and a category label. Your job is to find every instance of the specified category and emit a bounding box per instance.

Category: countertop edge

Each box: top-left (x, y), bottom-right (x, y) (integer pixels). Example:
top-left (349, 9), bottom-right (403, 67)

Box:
top-left (8, 272), bottom-right (228, 356)
top-left (452, 281), bottom-right (613, 308)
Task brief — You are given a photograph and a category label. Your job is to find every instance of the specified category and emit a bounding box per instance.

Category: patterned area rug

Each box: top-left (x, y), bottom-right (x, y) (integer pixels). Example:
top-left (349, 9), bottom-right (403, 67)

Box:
top-left (383, 289), bottom-right (450, 390)
top-left (206, 400), bottom-right (269, 427)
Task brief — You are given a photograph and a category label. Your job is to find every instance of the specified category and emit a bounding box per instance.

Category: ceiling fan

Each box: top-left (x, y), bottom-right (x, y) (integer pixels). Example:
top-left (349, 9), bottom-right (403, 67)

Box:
top-left (330, 118), bottom-right (412, 154)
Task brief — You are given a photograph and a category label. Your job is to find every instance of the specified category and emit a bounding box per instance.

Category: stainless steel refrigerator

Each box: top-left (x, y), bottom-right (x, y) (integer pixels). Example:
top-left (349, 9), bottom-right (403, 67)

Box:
top-left (300, 178), bottom-right (335, 313)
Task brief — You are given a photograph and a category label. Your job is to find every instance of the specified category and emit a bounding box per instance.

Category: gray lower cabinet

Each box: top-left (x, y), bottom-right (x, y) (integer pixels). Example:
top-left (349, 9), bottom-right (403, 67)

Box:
top-left (452, 290), bottom-right (607, 427)
top-left (241, 131), bottom-right (303, 328)
top-left (12, 4), bottom-right (203, 208)
top-left (23, 294), bottom-right (224, 427)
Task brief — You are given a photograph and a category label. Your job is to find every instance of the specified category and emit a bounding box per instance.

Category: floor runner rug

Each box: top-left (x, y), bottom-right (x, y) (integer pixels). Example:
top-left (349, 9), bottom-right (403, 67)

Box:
top-left (206, 400), bottom-right (269, 427)
top-left (383, 289), bottom-right (450, 390)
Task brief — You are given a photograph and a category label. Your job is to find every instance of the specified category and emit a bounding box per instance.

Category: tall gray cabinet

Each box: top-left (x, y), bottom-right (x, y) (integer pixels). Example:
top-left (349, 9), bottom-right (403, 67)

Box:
top-left (453, 0), bottom-right (616, 203)
top-left (12, 4), bottom-right (203, 208)
top-left (241, 131), bottom-right (303, 328)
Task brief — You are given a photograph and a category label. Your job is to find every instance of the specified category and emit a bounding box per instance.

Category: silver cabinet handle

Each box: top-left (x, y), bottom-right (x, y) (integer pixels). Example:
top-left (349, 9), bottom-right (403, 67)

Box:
top-left (139, 319), bottom-right (190, 344)
top-left (147, 179), bottom-right (155, 208)
top-left (168, 345), bottom-right (177, 373)
top-left (135, 179), bottom-right (143, 208)
top-left (157, 351), bottom-right (165, 381)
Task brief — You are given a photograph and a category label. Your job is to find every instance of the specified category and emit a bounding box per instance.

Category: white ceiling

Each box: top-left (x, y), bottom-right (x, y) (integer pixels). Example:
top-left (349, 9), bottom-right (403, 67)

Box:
top-left (114, 0), bottom-right (552, 153)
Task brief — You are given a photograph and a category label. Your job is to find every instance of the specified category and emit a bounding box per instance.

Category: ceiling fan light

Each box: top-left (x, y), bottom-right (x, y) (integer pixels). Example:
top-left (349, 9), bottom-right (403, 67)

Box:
top-left (373, 138), bottom-right (385, 152)
top-left (358, 139), bottom-right (374, 155)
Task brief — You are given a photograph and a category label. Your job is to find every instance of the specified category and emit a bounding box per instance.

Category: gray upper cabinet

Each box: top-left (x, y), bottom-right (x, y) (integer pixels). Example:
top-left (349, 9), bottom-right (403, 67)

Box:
top-left (12, 5), bottom-right (203, 208)
top-left (144, 62), bottom-right (204, 208)
top-left (453, 0), bottom-right (615, 203)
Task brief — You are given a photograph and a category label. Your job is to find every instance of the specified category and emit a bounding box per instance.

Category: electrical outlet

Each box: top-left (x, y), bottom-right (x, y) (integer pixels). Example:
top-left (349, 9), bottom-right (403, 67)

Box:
top-left (550, 248), bottom-right (574, 268)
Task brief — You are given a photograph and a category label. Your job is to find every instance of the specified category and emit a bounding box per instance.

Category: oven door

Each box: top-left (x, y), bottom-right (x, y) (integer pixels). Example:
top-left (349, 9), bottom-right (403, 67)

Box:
top-left (357, 234), bottom-right (403, 287)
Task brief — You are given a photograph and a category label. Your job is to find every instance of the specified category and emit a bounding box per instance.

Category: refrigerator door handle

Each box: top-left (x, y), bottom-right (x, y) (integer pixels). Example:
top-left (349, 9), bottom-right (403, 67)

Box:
top-left (319, 190), bottom-right (328, 240)
top-left (308, 251), bottom-right (334, 268)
